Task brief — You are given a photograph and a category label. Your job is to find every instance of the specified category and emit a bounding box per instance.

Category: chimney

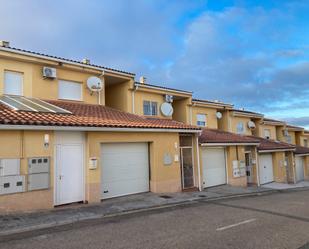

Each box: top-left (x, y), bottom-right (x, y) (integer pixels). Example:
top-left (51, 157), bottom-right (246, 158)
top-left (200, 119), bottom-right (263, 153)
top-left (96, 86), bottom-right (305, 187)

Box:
top-left (139, 76), bottom-right (146, 84)
top-left (82, 58), bottom-right (90, 64)
top-left (0, 41), bottom-right (10, 48)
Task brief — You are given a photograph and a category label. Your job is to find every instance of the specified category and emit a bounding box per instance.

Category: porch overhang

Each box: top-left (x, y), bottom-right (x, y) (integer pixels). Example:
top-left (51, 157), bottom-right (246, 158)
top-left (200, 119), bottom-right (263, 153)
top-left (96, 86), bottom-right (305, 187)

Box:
top-left (200, 142), bottom-right (260, 147)
top-left (258, 149), bottom-right (296, 153)
top-left (0, 124), bottom-right (201, 133)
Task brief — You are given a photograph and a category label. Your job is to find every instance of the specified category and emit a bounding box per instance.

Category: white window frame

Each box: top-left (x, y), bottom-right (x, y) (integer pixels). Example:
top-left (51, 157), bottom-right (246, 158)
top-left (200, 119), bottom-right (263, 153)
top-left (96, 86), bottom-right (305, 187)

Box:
top-left (264, 129), bottom-right (271, 139)
top-left (196, 114), bottom-right (207, 127)
top-left (58, 80), bottom-right (83, 101)
top-left (236, 122), bottom-right (245, 134)
top-left (143, 100), bottom-right (158, 116)
top-left (4, 70), bottom-right (23, 96)
top-left (304, 139), bottom-right (308, 147)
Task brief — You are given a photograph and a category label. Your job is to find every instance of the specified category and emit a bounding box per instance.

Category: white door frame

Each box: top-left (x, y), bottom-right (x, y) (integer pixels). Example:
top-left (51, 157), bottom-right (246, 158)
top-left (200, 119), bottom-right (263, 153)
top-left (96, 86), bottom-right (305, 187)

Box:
top-left (245, 152), bottom-right (253, 183)
top-left (224, 148), bottom-right (228, 184)
top-left (180, 146), bottom-right (195, 189)
top-left (54, 132), bottom-right (85, 206)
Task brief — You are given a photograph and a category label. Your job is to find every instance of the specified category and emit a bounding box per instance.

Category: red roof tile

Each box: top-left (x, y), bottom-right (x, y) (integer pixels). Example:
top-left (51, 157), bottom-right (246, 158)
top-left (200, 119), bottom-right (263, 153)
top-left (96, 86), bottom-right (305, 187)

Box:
top-left (0, 99), bottom-right (200, 131)
top-left (295, 146), bottom-right (309, 155)
top-left (199, 129), bottom-right (260, 144)
top-left (248, 136), bottom-right (296, 151)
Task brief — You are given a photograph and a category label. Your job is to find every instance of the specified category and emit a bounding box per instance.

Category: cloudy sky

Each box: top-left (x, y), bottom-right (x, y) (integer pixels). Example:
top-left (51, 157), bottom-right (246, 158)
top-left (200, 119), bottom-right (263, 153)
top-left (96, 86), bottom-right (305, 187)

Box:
top-left (1, 0), bottom-right (309, 128)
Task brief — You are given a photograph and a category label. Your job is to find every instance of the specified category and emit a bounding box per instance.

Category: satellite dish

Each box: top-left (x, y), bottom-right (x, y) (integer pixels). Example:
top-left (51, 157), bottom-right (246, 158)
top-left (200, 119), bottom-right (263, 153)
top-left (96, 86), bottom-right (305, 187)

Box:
top-left (160, 102), bottom-right (174, 117)
top-left (216, 112), bottom-right (223, 119)
top-left (248, 121), bottom-right (256, 129)
top-left (87, 76), bottom-right (103, 92)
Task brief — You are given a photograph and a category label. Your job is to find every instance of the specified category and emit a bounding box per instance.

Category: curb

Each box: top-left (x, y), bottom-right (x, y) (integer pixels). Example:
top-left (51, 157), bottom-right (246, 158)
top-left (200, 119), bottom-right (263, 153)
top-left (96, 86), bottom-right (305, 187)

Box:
top-left (0, 187), bottom-right (305, 239)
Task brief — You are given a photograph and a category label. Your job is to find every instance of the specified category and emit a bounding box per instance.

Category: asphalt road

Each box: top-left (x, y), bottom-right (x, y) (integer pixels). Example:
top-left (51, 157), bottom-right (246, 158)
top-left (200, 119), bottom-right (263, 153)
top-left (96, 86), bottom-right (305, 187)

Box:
top-left (1, 189), bottom-right (309, 249)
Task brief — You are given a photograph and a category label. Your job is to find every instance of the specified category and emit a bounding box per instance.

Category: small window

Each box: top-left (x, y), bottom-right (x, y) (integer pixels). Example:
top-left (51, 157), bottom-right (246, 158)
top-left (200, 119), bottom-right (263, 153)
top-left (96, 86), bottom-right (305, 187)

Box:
top-left (196, 114), bottom-right (207, 127)
top-left (237, 122), bottom-right (245, 134)
top-left (304, 139), bottom-right (308, 147)
top-left (58, 80), bottom-right (82, 101)
top-left (143, 101), bottom-right (157, 116)
top-left (264, 129), bottom-right (271, 139)
top-left (4, 71), bottom-right (23, 96)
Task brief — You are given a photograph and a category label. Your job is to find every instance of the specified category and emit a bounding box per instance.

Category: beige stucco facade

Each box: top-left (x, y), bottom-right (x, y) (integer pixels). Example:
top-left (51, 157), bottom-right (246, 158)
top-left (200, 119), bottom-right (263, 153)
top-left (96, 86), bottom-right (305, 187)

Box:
top-left (191, 106), bottom-right (218, 129)
top-left (0, 130), bottom-right (54, 213)
top-left (305, 156), bottom-right (309, 180)
top-left (0, 54), bottom-right (108, 105)
top-left (257, 124), bottom-right (277, 140)
top-left (0, 129), bottom-right (194, 213)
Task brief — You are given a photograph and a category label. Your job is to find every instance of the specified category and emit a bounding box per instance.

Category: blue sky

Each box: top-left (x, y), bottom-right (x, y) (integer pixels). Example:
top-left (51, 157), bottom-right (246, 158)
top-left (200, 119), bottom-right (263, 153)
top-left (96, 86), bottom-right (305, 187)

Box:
top-left (0, 0), bottom-right (309, 128)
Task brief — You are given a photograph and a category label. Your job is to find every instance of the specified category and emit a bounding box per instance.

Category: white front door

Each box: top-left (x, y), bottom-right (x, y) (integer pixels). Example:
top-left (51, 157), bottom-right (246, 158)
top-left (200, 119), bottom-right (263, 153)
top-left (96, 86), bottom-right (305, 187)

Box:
top-left (259, 154), bottom-right (274, 185)
top-left (295, 156), bottom-right (305, 182)
top-left (101, 143), bottom-right (149, 199)
top-left (55, 132), bottom-right (84, 205)
top-left (202, 147), bottom-right (226, 188)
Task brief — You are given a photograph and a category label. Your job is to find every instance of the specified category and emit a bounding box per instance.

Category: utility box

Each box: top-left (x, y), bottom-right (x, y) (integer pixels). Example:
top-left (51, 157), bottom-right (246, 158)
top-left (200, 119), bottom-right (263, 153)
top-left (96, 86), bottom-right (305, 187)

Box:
top-left (239, 160), bottom-right (246, 176)
top-left (28, 173), bottom-right (49, 191)
top-left (0, 175), bottom-right (25, 195)
top-left (28, 157), bottom-right (50, 191)
top-left (28, 158), bottom-right (49, 174)
top-left (0, 159), bottom-right (20, 176)
top-left (232, 160), bottom-right (240, 178)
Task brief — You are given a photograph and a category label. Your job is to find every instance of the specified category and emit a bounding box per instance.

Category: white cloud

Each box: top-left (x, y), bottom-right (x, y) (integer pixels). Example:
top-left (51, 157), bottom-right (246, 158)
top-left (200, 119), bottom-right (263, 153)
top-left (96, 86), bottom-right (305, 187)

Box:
top-left (0, 1), bottom-right (309, 126)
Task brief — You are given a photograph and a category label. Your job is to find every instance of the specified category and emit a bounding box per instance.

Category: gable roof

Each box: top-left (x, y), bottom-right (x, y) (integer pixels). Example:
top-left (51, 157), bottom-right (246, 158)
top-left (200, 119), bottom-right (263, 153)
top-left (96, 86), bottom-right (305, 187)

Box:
top-left (295, 146), bottom-right (309, 155)
top-left (0, 99), bottom-right (200, 132)
top-left (0, 46), bottom-right (135, 76)
top-left (192, 98), bottom-right (233, 109)
top-left (199, 128), bottom-right (260, 145)
top-left (286, 124), bottom-right (304, 131)
top-left (134, 82), bottom-right (192, 95)
top-left (262, 118), bottom-right (286, 126)
top-left (248, 136), bottom-right (296, 152)
top-left (231, 109), bottom-right (264, 118)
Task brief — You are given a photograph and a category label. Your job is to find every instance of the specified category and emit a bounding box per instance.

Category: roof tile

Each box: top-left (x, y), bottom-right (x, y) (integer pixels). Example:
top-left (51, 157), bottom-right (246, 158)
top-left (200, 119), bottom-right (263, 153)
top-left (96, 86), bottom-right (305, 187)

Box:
top-left (0, 99), bottom-right (200, 131)
top-left (199, 129), bottom-right (260, 144)
top-left (248, 136), bottom-right (296, 151)
top-left (295, 146), bottom-right (309, 155)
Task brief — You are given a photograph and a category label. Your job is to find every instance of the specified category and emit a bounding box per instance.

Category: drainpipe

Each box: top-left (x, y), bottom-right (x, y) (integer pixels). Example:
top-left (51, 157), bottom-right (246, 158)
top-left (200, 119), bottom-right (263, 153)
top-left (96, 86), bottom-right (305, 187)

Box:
top-left (98, 70), bottom-right (105, 105)
top-left (132, 84), bottom-right (138, 114)
top-left (195, 134), bottom-right (202, 191)
top-left (189, 104), bottom-right (193, 125)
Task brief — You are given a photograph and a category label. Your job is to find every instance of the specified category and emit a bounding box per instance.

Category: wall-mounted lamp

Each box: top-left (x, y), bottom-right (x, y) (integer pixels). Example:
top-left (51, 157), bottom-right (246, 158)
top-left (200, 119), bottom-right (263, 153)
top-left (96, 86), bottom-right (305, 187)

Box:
top-left (44, 134), bottom-right (50, 148)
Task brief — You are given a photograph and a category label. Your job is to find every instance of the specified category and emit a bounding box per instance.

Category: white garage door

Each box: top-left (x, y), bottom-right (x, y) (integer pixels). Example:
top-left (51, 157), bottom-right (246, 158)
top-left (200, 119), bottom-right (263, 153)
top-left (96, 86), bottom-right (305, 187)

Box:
top-left (295, 156), bottom-right (305, 182)
top-left (202, 147), bottom-right (226, 188)
top-left (259, 154), bottom-right (274, 185)
top-left (101, 143), bottom-right (149, 199)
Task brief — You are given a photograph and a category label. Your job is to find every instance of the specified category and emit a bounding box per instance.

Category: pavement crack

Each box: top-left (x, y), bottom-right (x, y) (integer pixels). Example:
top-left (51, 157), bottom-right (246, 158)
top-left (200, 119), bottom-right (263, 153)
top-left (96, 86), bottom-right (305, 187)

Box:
top-left (211, 202), bottom-right (309, 223)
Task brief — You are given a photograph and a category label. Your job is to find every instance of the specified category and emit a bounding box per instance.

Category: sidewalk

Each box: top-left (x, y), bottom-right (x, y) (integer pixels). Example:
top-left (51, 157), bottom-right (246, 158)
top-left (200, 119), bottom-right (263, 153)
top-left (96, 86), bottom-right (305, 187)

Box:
top-left (261, 181), bottom-right (309, 190)
top-left (0, 185), bottom-right (290, 237)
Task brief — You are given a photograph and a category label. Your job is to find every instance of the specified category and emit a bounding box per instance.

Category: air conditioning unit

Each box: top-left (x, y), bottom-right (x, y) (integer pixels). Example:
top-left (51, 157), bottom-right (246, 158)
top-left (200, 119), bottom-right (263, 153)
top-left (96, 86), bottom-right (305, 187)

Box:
top-left (165, 94), bottom-right (173, 103)
top-left (43, 67), bottom-right (57, 79)
top-left (248, 121), bottom-right (256, 129)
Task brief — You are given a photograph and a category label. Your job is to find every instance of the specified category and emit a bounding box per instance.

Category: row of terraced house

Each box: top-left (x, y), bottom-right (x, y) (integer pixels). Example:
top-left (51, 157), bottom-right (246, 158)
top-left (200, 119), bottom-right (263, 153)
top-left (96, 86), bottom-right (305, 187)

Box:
top-left (0, 41), bottom-right (308, 213)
